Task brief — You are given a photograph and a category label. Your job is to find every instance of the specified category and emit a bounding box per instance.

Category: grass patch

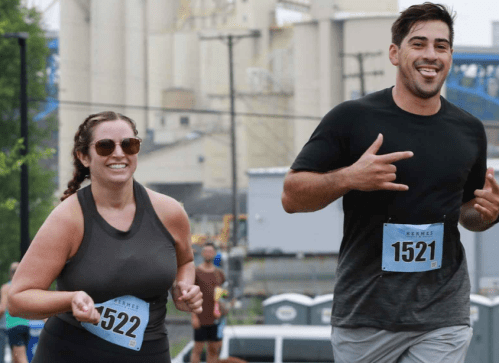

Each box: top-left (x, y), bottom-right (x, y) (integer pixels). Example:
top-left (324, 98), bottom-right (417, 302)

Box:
top-left (226, 297), bottom-right (264, 325)
top-left (170, 337), bottom-right (191, 358)
top-left (166, 297), bottom-right (191, 317)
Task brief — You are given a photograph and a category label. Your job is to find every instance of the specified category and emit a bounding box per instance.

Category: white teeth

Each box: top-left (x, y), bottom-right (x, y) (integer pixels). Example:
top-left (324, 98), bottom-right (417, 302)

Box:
top-left (109, 164), bottom-right (126, 169)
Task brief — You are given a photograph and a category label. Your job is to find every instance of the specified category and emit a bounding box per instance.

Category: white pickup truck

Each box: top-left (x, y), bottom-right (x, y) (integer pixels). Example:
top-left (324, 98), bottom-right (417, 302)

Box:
top-left (171, 324), bottom-right (334, 363)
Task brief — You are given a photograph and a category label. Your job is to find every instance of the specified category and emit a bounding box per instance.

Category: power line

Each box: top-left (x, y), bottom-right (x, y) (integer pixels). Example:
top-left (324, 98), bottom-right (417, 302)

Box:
top-left (30, 98), bottom-right (323, 121)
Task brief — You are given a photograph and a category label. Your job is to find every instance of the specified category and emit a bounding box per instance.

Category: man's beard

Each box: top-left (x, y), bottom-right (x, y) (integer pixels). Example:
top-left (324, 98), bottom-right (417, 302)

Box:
top-left (411, 82), bottom-right (442, 99)
top-left (401, 60), bottom-right (445, 99)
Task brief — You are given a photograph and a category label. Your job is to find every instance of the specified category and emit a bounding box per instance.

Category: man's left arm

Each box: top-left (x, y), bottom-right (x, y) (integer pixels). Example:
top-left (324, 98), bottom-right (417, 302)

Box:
top-left (460, 167), bottom-right (499, 232)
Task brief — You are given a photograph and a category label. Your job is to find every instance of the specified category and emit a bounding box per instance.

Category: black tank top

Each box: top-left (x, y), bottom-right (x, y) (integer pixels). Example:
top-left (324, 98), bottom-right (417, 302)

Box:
top-left (56, 180), bottom-right (177, 340)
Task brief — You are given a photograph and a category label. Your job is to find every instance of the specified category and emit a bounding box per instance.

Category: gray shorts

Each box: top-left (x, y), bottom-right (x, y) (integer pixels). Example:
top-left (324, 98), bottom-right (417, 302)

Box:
top-left (331, 325), bottom-right (473, 363)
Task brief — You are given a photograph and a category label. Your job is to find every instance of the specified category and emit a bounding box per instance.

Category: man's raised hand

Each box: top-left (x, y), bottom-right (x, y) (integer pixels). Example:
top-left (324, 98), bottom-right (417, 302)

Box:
top-left (347, 133), bottom-right (414, 192)
top-left (474, 167), bottom-right (499, 222)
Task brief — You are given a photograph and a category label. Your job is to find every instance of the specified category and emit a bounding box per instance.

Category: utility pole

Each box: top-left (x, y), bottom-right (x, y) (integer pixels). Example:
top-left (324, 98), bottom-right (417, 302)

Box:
top-left (3, 32), bottom-right (30, 258)
top-left (342, 51), bottom-right (384, 97)
top-left (200, 30), bottom-right (260, 297)
top-left (199, 30), bottom-right (260, 251)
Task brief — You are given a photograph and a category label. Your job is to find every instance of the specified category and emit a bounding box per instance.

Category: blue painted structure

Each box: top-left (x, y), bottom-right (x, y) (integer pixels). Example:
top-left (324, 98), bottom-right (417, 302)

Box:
top-left (447, 47), bottom-right (499, 121)
top-left (34, 37), bottom-right (58, 122)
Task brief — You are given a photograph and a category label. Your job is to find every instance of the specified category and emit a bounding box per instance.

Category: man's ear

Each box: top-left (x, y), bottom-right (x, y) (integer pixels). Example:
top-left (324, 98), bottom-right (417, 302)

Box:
top-left (77, 151), bottom-right (90, 168)
top-left (389, 43), bottom-right (399, 66)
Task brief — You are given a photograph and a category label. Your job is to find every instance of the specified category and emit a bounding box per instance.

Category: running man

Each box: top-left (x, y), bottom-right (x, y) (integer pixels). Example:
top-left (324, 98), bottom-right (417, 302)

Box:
top-left (0, 263), bottom-right (29, 363)
top-left (282, 3), bottom-right (499, 363)
top-left (191, 242), bottom-right (226, 363)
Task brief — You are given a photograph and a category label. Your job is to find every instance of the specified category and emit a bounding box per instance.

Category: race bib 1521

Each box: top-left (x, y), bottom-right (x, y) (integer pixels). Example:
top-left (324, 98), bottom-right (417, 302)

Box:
top-left (382, 223), bottom-right (444, 272)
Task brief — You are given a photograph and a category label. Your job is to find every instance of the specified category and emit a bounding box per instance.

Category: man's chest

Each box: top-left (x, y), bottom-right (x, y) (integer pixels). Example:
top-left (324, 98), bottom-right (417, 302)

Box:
top-left (347, 118), bottom-right (481, 186)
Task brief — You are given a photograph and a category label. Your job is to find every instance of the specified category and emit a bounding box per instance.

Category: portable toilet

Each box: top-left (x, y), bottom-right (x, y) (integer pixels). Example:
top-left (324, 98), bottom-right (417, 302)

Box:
top-left (310, 294), bottom-right (334, 325)
top-left (465, 294), bottom-right (499, 363)
top-left (262, 293), bottom-right (313, 325)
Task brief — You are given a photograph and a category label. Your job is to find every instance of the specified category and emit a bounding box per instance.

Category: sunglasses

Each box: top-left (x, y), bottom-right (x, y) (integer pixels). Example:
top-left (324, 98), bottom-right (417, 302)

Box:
top-left (90, 137), bottom-right (142, 156)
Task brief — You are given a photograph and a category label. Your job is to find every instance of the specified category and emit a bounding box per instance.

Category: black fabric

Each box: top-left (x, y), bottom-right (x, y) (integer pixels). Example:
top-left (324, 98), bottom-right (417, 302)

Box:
top-left (194, 324), bottom-right (222, 342)
top-left (32, 317), bottom-right (171, 363)
top-left (291, 87), bottom-right (487, 332)
top-left (56, 180), bottom-right (177, 340)
top-left (6, 325), bottom-right (29, 347)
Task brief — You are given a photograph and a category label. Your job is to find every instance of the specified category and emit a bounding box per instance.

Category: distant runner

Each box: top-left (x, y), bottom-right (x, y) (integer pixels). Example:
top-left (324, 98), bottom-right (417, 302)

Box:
top-left (191, 242), bottom-right (226, 363)
top-left (0, 263), bottom-right (29, 363)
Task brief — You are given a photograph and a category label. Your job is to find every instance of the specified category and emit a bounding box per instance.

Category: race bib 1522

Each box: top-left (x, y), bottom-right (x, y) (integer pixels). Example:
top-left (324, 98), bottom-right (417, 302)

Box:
top-left (81, 295), bottom-right (149, 351)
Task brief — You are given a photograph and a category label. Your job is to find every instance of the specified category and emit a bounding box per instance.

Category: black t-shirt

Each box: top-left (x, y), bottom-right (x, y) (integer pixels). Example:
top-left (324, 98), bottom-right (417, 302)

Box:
top-left (291, 87), bottom-right (487, 331)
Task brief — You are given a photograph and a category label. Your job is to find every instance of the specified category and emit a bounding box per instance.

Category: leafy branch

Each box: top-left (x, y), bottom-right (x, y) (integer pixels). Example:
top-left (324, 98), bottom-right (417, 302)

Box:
top-left (0, 138), bottom-right (55, 210)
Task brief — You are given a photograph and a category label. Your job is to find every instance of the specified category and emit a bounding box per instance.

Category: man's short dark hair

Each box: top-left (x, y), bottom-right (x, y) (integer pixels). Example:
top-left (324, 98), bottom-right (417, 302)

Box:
top-left (391, 2), bottom-right (455, 47)
top-left (203, 242), bottom-right (216, 249)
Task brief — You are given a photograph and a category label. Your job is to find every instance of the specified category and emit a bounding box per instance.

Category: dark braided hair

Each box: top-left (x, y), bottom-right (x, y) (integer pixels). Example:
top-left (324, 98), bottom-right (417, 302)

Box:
top-left (60, 111), bottom-right (139, 201)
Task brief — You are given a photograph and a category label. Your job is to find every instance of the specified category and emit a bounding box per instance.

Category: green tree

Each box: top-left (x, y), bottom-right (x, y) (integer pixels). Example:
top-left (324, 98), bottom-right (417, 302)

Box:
top-left (0, 0), bottom-right (57, 283)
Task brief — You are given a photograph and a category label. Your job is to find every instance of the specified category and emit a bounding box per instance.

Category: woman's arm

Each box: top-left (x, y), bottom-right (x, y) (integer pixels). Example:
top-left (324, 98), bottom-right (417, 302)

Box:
top-left (8, 195), bottom-right (99, 323)
top-left (148, 190), bottom-right (202, 313)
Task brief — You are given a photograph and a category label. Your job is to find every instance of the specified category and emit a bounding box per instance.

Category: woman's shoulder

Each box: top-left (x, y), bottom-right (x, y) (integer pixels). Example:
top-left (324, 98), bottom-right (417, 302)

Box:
top-left (145, 188), bottom-right (184, 213)
top-left (145, 188), bottom-right (189, 227)
top-left (30, 193), bottom-right (84, 259)
top-left (51, 193), bottom-right (84, 224)
top-left (41, 194), bottom-right (85, 246)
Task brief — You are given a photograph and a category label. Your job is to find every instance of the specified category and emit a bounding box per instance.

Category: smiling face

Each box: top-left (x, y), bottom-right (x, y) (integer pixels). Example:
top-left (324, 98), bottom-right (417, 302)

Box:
top-left (389, 20), bottom-right (453, 100)
top-left (77, 119), bottom-right (138, 186)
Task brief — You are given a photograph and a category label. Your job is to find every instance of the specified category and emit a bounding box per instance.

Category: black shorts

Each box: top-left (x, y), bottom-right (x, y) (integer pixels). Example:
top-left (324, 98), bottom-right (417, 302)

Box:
top-left (194, 324), bottom-right (222, 342)
top-left (7, 325), bottom-right (30, 347)
top-left (31, 317), bottom-right (170, 363)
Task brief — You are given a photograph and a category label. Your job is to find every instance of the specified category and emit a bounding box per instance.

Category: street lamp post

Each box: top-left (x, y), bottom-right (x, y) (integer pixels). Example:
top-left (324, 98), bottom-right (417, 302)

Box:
top-left (3, 32), bottom-right (30, 258)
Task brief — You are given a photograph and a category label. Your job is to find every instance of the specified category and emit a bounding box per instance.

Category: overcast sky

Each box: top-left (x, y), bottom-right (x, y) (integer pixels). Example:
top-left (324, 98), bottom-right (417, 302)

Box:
top-left (25, 0), bottom-right (499, 47)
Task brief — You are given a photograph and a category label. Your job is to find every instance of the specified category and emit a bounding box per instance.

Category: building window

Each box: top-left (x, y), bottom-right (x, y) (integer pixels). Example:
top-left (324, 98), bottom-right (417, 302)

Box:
top-left (180, 116), bottom-right (189, 126)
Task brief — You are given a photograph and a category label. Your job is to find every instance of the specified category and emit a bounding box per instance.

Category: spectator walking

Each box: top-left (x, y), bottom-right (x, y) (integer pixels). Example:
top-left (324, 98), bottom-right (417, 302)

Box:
top-left (191, 242), bottom-right (226, 363)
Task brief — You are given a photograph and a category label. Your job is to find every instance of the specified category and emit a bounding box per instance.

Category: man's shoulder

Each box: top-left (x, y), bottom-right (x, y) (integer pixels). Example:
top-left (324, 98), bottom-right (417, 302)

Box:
top-left (443, 97), bottom-right (484, 126)
top-left (323, 88), bottom-right (392, 121)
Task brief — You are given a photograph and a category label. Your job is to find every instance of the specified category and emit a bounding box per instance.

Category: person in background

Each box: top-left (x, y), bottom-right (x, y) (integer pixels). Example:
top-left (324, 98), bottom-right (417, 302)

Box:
top-left (0, 263), bottom-right (29, 363)
top-left (7, 111), bottom-right (203, 363)
top-left (282, 3), bottom-right (499, 362)
top-left (0, 307), bottom-right (5, 363)
top-left (191, 242), bottom-right (226, 363)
